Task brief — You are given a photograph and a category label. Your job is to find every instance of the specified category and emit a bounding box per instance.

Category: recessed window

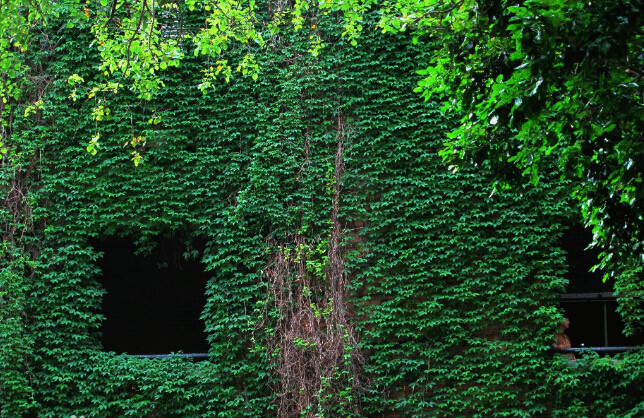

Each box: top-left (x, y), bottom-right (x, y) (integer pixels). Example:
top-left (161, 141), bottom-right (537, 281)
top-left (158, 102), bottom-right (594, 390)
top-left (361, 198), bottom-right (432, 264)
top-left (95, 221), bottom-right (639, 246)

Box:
top-left (95, 236), bottom-right (209, 355)
top-left (561, 225), bottom-right (644, 349)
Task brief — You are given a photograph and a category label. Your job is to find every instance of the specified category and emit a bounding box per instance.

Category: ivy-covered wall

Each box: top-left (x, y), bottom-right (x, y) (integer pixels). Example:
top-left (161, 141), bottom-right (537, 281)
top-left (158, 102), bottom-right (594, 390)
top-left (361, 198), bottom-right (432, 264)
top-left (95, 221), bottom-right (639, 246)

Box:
top-left (2, 6), bottom-right (644, 418)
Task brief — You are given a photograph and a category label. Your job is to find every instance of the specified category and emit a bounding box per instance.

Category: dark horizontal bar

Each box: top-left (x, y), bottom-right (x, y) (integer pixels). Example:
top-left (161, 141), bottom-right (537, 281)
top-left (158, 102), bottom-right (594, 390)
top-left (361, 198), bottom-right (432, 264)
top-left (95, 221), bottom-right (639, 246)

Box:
top-left (554, 346), bottom-right (642, 353)
top-left (560, 292), bottom-right (617, 300)
top-left (133, 353), bottom-right (209, 359)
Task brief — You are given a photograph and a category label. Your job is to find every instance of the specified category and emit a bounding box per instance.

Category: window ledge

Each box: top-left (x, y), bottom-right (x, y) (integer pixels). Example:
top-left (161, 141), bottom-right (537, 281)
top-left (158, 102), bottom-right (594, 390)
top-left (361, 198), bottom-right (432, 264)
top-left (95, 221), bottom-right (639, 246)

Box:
top-left (128, 353), bottom-right (210, 359)
top-left (554, 346), bottom-right (642, 353)
top-left (560, 292), bottom-right (618, 301)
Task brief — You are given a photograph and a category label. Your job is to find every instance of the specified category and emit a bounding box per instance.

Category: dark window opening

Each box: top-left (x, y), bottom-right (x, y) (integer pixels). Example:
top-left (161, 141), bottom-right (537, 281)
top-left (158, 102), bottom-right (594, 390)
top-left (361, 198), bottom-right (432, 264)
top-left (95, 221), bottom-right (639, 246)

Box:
top-left (561, 297), bottom-right (644, 347)
top-left (95, 236), bottom-right (210, 355)
top-left (561, 225), bottom-right (610, 294)
top-left (561, 225), bottom-right (644, 348)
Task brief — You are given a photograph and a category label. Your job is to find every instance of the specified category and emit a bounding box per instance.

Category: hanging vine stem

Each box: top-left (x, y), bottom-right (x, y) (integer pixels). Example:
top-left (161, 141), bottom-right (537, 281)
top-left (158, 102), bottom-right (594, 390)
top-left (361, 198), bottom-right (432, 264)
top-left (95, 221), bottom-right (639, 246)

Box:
top-left (262, 123), bottom-right (365, 418)
top-left (2, 165), bottom-right (33, 242)
top-left (1, 56), bottom-right (48, 261)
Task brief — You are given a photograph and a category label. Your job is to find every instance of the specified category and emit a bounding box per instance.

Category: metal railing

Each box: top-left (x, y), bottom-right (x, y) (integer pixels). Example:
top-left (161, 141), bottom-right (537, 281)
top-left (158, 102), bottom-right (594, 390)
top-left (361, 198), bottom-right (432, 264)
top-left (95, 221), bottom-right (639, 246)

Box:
top-left (554, 346), bottom-right (642, 354)
top-left (132, 353), bottom-right (210, 359)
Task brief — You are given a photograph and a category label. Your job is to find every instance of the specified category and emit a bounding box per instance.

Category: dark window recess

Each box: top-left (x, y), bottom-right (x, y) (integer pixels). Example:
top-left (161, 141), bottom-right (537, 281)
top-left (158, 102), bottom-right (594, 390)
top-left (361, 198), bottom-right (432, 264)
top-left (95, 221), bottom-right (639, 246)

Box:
top-left (561, 225), bottom-right (644, 348)
top-left (95, 236), bottom-right (209, 355)
top-left (561, 225), bottom-right (611, 294)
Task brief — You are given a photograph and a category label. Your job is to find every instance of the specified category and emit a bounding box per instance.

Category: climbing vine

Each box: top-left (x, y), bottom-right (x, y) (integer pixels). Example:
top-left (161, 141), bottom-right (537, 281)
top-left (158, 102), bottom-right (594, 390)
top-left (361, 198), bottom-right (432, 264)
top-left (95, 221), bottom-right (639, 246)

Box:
top-left (261, 139), bottom-right (365, 418)
top-left (2, 4), bottom-right (644, 418)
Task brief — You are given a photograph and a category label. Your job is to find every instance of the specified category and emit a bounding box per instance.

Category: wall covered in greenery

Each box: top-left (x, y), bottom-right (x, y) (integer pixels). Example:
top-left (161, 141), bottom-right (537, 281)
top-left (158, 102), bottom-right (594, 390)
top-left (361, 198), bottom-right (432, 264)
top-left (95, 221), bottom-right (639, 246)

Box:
top-left (2, 5), bottom-right (644, 418)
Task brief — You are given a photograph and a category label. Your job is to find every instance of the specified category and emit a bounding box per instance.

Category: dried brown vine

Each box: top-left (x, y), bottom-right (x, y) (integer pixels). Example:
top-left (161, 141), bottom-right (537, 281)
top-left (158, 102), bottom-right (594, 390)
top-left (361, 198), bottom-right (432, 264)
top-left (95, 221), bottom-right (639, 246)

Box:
top-left (263, 134), bottom-right (364, 418)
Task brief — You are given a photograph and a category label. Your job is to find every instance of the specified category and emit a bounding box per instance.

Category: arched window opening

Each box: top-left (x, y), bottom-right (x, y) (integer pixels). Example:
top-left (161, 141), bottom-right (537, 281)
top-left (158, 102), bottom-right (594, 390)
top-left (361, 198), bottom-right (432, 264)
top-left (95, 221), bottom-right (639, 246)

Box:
top-left (95, 236), bottom-right (209, 355)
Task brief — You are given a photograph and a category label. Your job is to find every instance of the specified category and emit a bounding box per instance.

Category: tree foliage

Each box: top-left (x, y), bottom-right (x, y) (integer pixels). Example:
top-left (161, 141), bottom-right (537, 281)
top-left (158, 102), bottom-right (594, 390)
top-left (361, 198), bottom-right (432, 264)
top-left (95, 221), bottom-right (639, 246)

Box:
top-left (412, 0), bottom-right (644, 331)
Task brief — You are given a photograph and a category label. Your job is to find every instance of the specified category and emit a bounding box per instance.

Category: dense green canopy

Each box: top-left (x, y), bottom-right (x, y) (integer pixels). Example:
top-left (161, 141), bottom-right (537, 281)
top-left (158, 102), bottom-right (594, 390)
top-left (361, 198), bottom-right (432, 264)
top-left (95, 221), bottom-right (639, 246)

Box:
top-left (415, 1), bottom-right (644, 331)
top-left (3, 0), bottom-right (644, 325)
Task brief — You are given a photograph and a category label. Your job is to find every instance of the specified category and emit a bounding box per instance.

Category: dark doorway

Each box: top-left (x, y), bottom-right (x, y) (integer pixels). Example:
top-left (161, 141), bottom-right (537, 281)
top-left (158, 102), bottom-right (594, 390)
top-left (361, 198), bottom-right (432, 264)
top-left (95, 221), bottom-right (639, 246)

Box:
top-left (95, 236), bottom-right (210, 355)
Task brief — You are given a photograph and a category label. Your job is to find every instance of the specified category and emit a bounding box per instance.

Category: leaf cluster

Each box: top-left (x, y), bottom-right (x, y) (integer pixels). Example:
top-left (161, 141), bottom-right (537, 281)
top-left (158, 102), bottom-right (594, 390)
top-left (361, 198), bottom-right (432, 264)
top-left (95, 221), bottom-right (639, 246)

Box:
top-left (413, 1), bottom-right (644, 330)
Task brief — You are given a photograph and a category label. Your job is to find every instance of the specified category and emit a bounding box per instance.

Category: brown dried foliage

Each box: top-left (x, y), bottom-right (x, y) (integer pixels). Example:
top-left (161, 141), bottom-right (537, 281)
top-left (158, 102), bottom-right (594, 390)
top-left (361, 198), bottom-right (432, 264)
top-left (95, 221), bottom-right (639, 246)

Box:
top-left (263, 139), bottom-right (365, 418)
